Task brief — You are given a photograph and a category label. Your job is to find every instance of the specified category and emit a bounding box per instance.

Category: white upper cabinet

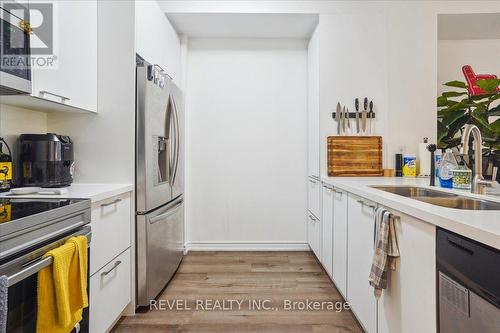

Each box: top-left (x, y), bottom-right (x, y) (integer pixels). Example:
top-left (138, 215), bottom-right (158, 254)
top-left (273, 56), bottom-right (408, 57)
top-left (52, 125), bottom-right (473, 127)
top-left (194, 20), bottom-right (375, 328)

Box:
top-left (347, 193), bottom-right (378, 333)
top-left (321, 183), bottom-right (333, 277)
top-left (31, 0), bottom-right (97, 112)
top-left (378, 210), bottom-right (436, 333)
top-left (332, 187), bottom-right (348, 297)
top-left (307, 25), bottom-right (320, 178)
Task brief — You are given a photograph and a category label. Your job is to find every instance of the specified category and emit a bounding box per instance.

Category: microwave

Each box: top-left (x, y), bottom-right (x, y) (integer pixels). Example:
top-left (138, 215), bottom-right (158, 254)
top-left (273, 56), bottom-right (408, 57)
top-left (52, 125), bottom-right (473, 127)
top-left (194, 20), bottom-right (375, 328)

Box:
top-left (0, 4), bottom-right (31, 95)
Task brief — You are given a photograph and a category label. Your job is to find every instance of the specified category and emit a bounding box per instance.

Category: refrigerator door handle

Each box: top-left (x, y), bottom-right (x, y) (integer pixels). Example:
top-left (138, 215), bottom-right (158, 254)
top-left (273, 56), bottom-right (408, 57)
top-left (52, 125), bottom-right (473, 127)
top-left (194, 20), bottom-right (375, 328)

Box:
top-left (149, 201), bottom-right (183, 224)
top-left (170, 98), bottom-right (180, 186)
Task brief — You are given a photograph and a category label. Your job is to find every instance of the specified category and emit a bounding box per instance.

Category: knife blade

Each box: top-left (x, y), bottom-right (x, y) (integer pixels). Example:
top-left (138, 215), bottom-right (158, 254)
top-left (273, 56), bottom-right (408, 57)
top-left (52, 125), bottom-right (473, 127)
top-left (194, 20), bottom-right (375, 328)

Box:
top-left (342, 106), bottom-right (346, 135)
top-left (336, 102), bottom-right (342, 134)
top-left (369, 100), bottom-right (374, 135)
top-left (346, 107), bottom-right (351, 135)
top-left (354, 98), bottom-right (360, 134)
top-left (362, 97), bottom-right (368, 134)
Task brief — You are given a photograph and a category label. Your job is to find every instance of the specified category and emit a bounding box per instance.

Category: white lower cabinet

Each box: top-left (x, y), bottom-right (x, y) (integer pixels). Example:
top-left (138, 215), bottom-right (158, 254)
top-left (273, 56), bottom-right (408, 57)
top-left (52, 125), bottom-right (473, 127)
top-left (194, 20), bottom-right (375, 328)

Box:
top-left (377, 210), bottom-right (436, 333)
top-left (90, 248), bottom-right (131, 333)
top-left (332, 188), bottom-right (348, 297)
top-left (90, 192), bottom-right (131, 275)
top-left (308, 176), bottom-right (321, 219)
top-left (321, 184), bottom-right (334, 277)
top-left (307, 211), bottom-right (321, 259)
top-left (89, 191), bottom-right (132, 333)
top-left (347, 193), bottom-right (378, 333)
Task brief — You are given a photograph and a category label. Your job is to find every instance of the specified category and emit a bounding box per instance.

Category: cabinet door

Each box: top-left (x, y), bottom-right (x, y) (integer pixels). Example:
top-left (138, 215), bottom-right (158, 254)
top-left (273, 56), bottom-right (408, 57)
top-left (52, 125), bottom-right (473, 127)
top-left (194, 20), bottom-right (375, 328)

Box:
top-left (90, 248), bottom-right (131, 333)
top-left (378, 210), bottom-right (436, 333)
top-left (321, 184), bottom-right (333, 277)
top-left (347, 193), bottom-right (377, 333)
top-left (307, 176), bottom-right (321, 219)
top-left (307, 211), bottom-right (321, 259)
top-left (31, 0), bottom-right (97, 112)
top-left (332, 188), bottom-right (348, 297)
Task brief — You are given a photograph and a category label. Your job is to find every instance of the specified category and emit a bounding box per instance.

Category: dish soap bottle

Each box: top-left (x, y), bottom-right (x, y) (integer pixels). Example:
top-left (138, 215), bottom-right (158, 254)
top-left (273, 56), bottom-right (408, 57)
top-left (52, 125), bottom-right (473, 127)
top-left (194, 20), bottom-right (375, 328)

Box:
top-left (0, 138), bottom-right (13, 192)
top-left (439, 149), bottom-right (458, 188)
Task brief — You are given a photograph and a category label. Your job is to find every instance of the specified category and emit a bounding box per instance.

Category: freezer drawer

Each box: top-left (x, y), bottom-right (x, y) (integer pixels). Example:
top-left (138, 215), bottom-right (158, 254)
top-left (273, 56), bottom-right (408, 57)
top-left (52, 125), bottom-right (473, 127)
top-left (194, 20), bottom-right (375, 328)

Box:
top-left (136, 197), bottom-right (184, 307)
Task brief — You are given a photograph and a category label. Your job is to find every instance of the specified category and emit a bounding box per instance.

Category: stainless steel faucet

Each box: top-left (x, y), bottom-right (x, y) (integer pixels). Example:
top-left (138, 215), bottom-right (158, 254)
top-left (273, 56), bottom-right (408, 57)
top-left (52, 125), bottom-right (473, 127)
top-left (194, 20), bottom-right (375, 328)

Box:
top-left (460, 124), bottom-right (498, 194)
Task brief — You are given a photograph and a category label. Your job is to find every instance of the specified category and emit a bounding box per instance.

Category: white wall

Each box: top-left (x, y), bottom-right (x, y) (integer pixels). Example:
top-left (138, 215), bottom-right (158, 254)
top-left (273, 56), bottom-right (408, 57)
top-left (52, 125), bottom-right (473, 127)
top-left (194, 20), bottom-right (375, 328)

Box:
top-left (186, 38), bottom-right (308, 249)
top-left (438, 39), bottom-right (500, 95)
top-left (135, 0), bottom-right (181, 83)
top-left (319, 13), bottom-right (389, 175)
top-left (47, 0), bottom-right (135, 184)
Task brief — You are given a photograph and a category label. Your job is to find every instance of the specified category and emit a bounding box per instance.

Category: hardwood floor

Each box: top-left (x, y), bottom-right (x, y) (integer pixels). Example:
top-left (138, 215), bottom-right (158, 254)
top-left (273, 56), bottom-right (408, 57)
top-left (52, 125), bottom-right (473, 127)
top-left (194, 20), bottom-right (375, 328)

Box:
top-left (112, 251), bottom-right (363, 333)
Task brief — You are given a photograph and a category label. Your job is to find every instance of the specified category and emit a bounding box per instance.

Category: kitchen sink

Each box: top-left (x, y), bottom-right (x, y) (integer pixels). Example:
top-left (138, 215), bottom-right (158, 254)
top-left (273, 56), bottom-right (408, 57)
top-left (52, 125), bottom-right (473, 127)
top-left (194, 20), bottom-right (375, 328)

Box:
top-left (371, 186), bottom-right (500, 210)
top-left (371, 186), bottom-right (456, 198)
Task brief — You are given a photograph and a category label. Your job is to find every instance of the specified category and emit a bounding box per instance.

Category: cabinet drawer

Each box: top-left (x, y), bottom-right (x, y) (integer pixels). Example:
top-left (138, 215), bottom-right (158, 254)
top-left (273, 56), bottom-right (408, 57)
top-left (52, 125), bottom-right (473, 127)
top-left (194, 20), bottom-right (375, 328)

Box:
top-left (90, 192), bottom-right (131, 275)
top-left (307, 176), bottom-right (321, 218)
top-left (90, 249), bottom-right (131, 333)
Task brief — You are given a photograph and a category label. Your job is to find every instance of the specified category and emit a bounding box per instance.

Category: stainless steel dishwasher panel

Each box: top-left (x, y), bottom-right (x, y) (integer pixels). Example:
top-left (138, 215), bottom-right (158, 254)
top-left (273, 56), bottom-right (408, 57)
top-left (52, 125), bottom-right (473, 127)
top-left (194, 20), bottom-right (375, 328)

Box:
top-left (136, 197), bottom-right (184, 307)
top-left (439, 272), bottom-right (500, 333)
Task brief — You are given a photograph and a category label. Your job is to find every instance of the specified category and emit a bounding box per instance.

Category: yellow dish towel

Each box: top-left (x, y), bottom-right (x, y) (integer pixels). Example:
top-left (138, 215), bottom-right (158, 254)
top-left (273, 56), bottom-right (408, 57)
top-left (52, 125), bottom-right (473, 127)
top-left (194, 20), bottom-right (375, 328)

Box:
top-left (37, 236), bottom-right (88, 333)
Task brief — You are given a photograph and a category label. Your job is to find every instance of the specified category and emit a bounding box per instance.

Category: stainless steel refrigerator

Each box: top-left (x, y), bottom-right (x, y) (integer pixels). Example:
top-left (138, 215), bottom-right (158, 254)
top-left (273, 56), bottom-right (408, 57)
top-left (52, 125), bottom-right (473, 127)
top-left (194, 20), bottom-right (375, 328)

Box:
top-left (135, 55), bottom-right (184, 307)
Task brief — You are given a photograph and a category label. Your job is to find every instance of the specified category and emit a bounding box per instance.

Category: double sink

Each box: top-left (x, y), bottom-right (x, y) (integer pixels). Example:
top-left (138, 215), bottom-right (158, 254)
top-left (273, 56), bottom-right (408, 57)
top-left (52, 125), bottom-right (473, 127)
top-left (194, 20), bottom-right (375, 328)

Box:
top-left (371, 186), bottom-right (500, 210)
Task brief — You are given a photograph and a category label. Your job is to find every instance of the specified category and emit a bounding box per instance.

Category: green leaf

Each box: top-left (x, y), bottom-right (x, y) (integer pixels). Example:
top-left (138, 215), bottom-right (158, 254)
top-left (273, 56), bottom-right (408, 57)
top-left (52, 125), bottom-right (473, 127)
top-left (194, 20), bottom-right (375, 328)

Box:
top-left (487, 104), bottom-right (500, 116)
top-left (444, 80), bottom-right (468, 89)
top-left (437, 121), bottom-right (448, 144)
top-left (443, 112), bottom-right (467, 128)
top-left (490, 118), bottom-right (500, 135)
top-left (476, 79), bottom-right (500, 93)
top-left (471, 112), bottom-right (492, 130)
top-left (437, 96), bottom-right (448, 107)
top-left (442, 91), bottom-right (468, 98)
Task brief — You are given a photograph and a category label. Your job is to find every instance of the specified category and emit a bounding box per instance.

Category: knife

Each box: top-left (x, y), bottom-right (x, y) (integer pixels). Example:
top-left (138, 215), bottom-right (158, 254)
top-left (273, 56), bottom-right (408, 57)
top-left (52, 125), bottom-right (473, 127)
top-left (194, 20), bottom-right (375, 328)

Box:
top-left (354, 98), bottom-right (360, 134)
top-left (336, 102), bottom-right (342, 134)
top-left (346, 107), bottom-right (351, 135)
top-left (369, 100), bottom-right (374, 135)
top-left (361, 97), bottom-right (368, 135)
top-left (342, 106), bottom-right (347, 135)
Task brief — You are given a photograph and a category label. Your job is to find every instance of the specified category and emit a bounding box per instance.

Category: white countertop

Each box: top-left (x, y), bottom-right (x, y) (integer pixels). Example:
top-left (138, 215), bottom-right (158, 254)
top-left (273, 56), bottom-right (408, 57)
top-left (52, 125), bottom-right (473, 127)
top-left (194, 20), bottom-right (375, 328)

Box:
top-left (321, 176), bottom-right (500, 250)
top-left (1, 183), bottom-right (134, 203)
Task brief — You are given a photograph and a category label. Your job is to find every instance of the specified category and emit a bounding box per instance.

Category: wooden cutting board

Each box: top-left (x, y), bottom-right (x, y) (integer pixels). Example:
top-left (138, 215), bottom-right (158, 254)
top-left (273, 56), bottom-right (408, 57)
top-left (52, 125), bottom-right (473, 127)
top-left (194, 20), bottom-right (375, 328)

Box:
top-left (327, 136), bottom-right (383, 177)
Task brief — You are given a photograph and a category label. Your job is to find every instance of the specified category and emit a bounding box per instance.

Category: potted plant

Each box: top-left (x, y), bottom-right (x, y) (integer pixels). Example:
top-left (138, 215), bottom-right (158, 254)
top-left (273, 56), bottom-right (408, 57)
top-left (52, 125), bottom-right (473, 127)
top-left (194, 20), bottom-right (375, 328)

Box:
top-left (437, 72), bottom-right (500, 179)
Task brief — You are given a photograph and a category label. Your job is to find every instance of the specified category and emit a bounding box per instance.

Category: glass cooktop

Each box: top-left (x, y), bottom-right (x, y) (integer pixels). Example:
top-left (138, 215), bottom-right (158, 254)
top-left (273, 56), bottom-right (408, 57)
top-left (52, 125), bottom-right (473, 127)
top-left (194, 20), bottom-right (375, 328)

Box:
top-left (0, 198), bottom-right (84, 224)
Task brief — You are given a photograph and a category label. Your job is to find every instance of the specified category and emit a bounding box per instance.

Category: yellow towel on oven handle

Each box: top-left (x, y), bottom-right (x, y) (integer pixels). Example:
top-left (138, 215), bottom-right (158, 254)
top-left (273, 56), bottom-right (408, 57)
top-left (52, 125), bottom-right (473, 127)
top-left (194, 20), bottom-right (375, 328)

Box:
top-left (36, 235), bottom-right (88, 333)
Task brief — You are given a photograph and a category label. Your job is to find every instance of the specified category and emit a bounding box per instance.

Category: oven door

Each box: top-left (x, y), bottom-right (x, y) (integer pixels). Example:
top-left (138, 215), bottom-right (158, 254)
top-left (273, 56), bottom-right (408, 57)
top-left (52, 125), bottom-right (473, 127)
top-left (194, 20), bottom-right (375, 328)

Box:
top-left (0, 5), bottom-right (31, 95)
top-left (0, 225), bottom-right (91, 333)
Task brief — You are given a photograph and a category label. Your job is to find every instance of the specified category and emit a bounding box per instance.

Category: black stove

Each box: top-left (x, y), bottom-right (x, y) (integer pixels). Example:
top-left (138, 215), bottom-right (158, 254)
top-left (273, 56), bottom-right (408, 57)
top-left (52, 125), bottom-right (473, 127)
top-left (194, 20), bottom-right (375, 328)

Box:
top-left (0, 198), bottom-right (83, 224)
top-left (0, 197), bottom-right (91, 261)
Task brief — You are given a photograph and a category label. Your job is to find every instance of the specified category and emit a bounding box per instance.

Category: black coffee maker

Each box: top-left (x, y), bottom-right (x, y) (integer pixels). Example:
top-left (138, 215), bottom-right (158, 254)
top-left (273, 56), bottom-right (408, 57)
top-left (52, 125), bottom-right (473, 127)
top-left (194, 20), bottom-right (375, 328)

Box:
top-left (19, 133), bottom-right (74, 187)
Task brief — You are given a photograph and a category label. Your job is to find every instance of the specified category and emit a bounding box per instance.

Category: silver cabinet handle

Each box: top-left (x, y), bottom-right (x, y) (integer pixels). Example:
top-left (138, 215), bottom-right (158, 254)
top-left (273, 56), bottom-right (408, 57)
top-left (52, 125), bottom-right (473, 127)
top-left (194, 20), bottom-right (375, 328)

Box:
top-left (357, 199), bottom-right (376, 210)
top-left (333, 189), bottom-right (343, 197)
top-left (308, 214), bottom-right (317, 223)
top-left (39, 90), bottom-right (70, 103)
top-left (100, 198), bottom-right (122, 207)
top-left (309, 179), bottom-right (317, 184)
top-left (101, 260), bottom-right (122, 277)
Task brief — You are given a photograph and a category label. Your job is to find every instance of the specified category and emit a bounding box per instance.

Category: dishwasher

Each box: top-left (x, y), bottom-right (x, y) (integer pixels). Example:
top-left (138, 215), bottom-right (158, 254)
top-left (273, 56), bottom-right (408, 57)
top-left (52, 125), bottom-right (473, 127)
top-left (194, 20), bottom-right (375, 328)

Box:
top-left (437, 228), bottom-right (500, 333)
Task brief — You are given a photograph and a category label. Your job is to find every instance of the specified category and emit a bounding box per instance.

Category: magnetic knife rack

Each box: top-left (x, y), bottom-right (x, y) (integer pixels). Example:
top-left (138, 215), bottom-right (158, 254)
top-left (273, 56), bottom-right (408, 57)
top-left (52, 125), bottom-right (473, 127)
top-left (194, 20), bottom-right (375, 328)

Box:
top-left (331, 111), bottom-right (376, 119)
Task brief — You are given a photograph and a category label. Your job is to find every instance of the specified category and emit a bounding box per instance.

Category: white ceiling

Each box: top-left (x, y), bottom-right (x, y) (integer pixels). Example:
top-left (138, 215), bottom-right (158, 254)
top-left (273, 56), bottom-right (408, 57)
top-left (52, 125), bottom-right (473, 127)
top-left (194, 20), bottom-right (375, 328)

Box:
top-left (166, 13), bottom-right (319, 39)
top-left (438, 13), bottom-right (500, 40)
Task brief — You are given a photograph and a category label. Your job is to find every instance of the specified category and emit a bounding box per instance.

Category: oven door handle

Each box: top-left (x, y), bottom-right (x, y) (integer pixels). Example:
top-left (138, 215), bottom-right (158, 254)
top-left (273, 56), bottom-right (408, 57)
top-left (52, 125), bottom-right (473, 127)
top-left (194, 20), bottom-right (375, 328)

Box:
top-left (5, 231), bottom-right (91, 287)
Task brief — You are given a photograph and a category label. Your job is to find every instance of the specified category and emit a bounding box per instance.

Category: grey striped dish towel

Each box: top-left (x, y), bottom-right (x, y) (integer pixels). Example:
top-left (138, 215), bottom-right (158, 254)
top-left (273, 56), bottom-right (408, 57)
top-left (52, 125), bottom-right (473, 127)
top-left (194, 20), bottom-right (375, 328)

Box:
top-left (0, 275), bottom-right (7, 333)
top-left (368, 207), bottom-right (400, 298)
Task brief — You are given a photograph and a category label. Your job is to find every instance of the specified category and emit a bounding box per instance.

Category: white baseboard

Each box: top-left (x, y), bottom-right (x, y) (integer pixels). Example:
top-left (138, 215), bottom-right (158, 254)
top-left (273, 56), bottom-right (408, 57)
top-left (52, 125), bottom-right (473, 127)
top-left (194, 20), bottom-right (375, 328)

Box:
top-left (186, 241), bottom-right (310, 252)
